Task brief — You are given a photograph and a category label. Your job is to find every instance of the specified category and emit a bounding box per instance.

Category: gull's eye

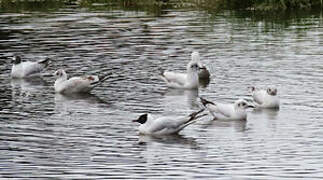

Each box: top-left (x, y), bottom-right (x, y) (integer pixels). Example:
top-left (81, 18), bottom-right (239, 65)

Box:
top-left (191, 64), bottom-right (198, 68)
top-left (241, 102), bottom-right (246, 106)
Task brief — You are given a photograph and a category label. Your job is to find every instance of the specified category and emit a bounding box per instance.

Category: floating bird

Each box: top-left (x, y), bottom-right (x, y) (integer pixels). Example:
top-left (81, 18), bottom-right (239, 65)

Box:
top-left (132, 109), bottom-right (206, 135)
top-left (200, 97), bottom-right (254, 120)
top-left (250, 87), bottom-right (280, 109)
top-left (54, 69), bottom-right (109, 94)
top-left (191, 51), bottom-right (210, 80)
top-left (11, 56), bottom-right (50, 78)
top-left (160, 61), bottom-right (201, 89)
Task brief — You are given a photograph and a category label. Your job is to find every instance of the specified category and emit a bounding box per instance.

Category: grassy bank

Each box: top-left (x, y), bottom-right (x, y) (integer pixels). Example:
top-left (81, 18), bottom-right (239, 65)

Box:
top-left (0, 0), bottom-right (322, 13)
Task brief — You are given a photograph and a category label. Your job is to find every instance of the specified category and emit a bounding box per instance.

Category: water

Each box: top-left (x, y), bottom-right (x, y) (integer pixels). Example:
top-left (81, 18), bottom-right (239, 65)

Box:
top-left (1, 5), bottom-right (323, 179)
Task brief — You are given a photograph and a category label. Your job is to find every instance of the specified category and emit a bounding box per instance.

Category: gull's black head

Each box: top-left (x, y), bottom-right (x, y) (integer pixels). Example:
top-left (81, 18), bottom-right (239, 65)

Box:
top-left (12, 56), bottom-right (21, 64)
top-left (133, 114), bottom-right (148, 124)
top-left (267, 87), bottom-right (277, 96)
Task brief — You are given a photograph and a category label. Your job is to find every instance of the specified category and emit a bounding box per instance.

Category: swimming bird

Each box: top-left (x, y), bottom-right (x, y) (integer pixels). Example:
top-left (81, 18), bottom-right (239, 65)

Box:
top-left (11, 56), bottom-right (50, 78)
top-left (191, 51), bottom-right (210, 80)
top-left (250, 87), bottom-right (280, 109)
top-left (200, 97), bottom-right (254, 120)
top-left (132, 109), bottom-right (206, 135)
top-left (54, 69), bottom-right (110, 94)
top-left (160, 61), bottom-right (201, 89)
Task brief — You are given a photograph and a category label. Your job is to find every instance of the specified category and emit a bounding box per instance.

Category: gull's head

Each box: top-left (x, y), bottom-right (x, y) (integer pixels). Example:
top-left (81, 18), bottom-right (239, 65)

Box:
top-left (191, 51), bottom-right (205, 69)
top-left (54, 69), bottom-right (67, 79)
top-left (133, 114), bottom-right (148, 124)
top-left (187, 62), bottom-right (200, 73)
top-left (267, 87), bottom-right (277, 96)
top-left (235, 99), bottom-right (255, 110)
top-left (12, 56), bottom-right (21, 64)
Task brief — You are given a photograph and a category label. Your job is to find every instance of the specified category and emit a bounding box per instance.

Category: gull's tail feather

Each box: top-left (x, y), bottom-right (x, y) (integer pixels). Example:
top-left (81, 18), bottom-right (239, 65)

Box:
top-left (248, 86), bottom-right (256, 92)
top-left (200, 97), bottom-right (215, 107)
top-left (176, 109), bottom-right (206, 133)
top-left (159, 68), bottom-right (165, 77)
top-left (90, 72), bottom-right (112, 89)
top-left (188, 108), bottom-right (205, 121)
top-left (38, 57), bottom-right (51, 68)
top-left (159, 68), bottom-right (170, 84)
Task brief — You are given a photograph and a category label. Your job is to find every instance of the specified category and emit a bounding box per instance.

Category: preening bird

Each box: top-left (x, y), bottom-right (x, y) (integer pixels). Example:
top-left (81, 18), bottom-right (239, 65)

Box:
top-left (132, 109), bottom-right (206, 135)
top-left (54, 69), bottom-right (109, 94)
top-left (11, 56), bottom-right (50, 78)
top-left (250, 87), bottom-right (280, 109)
top-left (200, 97), bottom-right (254, 121)
top-left (191, 51), bottom-right (210, 80)
top-left (160, 61), bottom-right (201, 89)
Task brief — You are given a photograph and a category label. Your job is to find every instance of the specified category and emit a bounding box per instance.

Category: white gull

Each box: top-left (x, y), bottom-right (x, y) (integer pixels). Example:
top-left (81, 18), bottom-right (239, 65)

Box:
top-left (54, 69), bottom-right (109, 94)
top-left (160, 60), bottom-right (201, 89)
top-left (132, 109), bottom-right (206, 135)
top-left (250, 87), bottom-right (280, 109)
top-left (11, 56), bottom-right (50, 78)
top-left (200, 97), bottom-right (254, 121)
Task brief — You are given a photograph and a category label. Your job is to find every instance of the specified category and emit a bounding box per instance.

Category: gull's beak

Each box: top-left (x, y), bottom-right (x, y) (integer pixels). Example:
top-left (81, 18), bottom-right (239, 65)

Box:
top-left (199, 66), bottom-right (206, 70)
top-left (132, 119), bottom-right (138, 122)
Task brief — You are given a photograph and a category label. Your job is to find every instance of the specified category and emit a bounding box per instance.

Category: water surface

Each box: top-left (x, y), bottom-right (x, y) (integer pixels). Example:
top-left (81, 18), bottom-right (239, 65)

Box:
top-left (1, 5), bottom-right (323, 179)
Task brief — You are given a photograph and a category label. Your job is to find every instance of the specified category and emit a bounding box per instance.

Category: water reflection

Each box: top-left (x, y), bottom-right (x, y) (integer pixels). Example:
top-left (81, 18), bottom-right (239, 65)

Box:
top-left (138, 134), bottom-right (200, 164)
top-left (1, 4), bottom-right (323, 179)
top-left (201, 118), bottom-right (248, 132)
top-left (252, 108), bottom-right (279, 120)
top-left (54, 93), bottom-right (110, 115)
top-left (162, 89), bottom-right (199, 110)
top-left (11, 77), bottom-right (48, 101)
top-left (139, 134), bottom-right (199, 149)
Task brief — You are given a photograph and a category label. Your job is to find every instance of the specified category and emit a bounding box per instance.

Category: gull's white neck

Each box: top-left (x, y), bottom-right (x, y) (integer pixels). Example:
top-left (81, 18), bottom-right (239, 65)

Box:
top-left (55, 73), bottom-right (68, 85)
top-left (186, 69), bottom-right (199, 88)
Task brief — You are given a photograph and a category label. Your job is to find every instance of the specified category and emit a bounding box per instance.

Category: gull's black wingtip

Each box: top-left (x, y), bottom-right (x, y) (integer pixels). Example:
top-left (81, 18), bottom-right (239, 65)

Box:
top-left (159, 68), bottom-right (165, 77)
top-left (199, 97), bottom-right (214, 106)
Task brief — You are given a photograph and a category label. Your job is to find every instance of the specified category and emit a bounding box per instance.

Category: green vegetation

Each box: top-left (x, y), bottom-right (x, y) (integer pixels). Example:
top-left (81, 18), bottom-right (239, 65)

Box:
top-left (0, 0), bottom-right (322, 13)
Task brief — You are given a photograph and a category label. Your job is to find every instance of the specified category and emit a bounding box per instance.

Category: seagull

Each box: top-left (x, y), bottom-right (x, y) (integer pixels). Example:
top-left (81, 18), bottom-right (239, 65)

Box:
top-left (132, 109), bottom-right (206, 135)
top-left (54, 69), bottom-right (110, 94)
top-left (11, 56), bottom-right (50, 78)
top-left (200, 97), bottom-right (254, 121)
top-left (250, 87), bottom-right (280, 109)
top-left (191, 51), bottom-right (210, 80)
top-left (160, 60), bottom-right (201, 89)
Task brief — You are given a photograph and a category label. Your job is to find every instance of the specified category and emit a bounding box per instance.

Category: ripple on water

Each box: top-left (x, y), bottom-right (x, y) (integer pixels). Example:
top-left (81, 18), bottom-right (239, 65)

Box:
top-left (0, 8), bottom-right (323, 179)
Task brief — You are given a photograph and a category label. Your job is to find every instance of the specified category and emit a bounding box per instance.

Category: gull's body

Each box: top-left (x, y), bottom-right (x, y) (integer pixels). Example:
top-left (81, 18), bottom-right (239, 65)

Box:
top-left (133, 109), bottom-right (205, 135)
top-left (11, 56), bottom-right (50, 78)
top-left (161, 60), bottom-right (200, 89)
top-left (54, 69), bottom-right (109, 94)
top-left (251, 87), bottom-right (280, 109)
top-left (200, 97), bottom-right (254, 121)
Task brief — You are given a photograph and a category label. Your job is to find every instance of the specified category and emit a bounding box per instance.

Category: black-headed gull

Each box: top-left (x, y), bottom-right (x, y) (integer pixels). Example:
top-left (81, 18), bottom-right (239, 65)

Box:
top-left (132, 109), bottom-right (206, 135)
top-left (54, 69), bottom-right (109, 94)
top-left (161, 61), bottom-right (201, 89)
top-left (250, 87), bottom-right (280, 109)
top-left (11, 56), bottom-right (50, 78)
top-left (200, 97), bottom-right (254, 121)
top-left (191, 51), bottom-right (210, 80)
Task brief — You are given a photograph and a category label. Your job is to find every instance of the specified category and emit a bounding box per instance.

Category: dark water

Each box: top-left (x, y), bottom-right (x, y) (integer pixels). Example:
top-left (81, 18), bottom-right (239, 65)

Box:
top-left (1, 5), bottom-right (323, 179)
